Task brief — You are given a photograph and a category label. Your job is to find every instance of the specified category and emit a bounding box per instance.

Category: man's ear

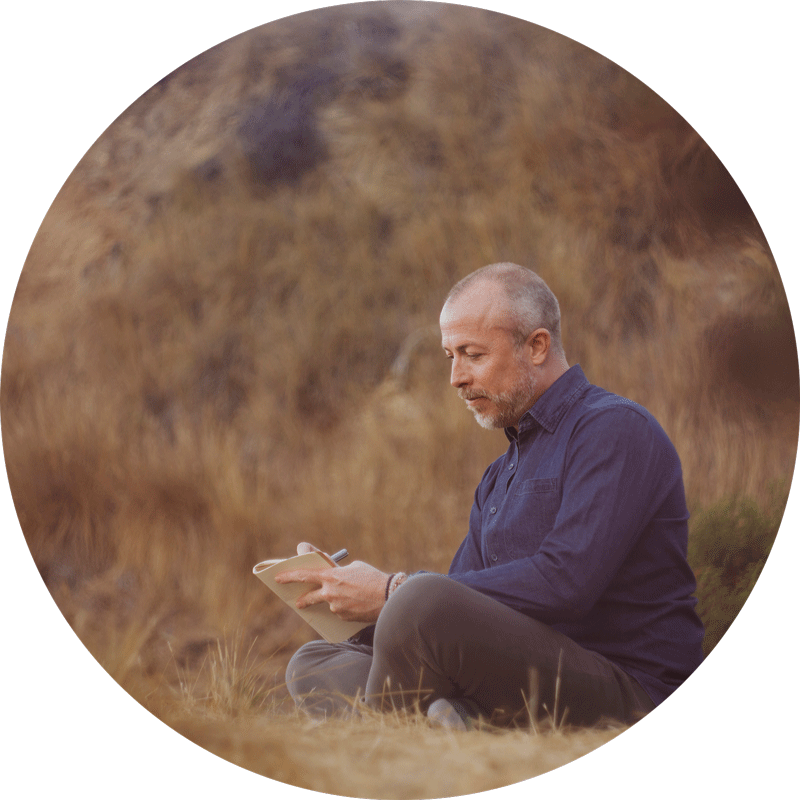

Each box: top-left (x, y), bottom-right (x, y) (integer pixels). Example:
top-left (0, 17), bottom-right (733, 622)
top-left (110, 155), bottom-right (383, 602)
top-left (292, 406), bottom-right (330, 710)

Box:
top-left (526, 328), bottom-right (551, 366)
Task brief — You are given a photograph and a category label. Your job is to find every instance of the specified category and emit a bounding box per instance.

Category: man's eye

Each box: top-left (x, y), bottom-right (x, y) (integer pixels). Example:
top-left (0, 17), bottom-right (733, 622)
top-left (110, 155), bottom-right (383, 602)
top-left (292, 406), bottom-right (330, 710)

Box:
top-left (467, 353), bottom-right (482, 360)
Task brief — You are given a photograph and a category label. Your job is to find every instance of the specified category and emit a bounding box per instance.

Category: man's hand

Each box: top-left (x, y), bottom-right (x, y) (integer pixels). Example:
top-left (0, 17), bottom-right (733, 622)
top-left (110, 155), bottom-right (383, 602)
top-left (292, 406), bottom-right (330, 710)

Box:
top-left (295, 541), bottom-right (325, 557)
top-left (274, 542), bottom-right (389, 623)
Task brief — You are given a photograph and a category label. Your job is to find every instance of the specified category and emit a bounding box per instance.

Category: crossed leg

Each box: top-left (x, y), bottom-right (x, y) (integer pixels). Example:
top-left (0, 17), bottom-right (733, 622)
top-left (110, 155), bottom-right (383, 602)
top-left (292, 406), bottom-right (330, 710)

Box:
top-left (286, 573), bottom-right (653, 726)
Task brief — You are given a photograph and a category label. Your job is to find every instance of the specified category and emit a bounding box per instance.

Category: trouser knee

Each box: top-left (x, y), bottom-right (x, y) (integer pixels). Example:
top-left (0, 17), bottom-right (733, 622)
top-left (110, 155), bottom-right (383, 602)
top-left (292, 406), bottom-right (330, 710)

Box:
top-left (285, 637), bottom-right (374, 717)
top-left (285, 640), bottom-right (325, 701)
top-left (373, 573), bottom-right (456, 657)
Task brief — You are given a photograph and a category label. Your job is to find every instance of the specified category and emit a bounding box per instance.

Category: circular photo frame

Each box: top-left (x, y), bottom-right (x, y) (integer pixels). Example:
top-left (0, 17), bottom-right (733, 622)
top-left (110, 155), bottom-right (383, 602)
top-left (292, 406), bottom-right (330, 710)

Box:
top-left (3, 2), bottom-right (796, 798)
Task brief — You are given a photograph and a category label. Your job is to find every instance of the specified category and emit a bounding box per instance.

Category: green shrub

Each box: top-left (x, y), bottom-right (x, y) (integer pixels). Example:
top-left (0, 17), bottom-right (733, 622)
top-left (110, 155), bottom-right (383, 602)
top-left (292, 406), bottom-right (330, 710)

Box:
top-left (688, 485), bottom-right (787, 655)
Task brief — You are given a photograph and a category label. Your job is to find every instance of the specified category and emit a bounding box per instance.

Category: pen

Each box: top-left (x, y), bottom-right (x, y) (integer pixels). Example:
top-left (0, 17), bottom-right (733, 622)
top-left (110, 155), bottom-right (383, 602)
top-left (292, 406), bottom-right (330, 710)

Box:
top-left (331, 548), bottom-right (349, 563)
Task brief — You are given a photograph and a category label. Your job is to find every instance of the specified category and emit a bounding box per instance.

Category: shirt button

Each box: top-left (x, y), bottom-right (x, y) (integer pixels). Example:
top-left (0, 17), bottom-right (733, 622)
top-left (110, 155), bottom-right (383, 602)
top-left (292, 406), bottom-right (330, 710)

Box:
top-left (490, 507), bottom-right (497, 514)
top-left (491, 554), bottom-right (498, 562)
top-left (508, 464), bottom-right (514, 470)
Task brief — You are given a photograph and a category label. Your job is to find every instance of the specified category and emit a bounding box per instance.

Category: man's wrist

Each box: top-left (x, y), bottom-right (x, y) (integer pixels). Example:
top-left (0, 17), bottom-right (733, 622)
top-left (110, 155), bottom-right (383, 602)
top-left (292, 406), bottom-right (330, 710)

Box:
top-left (385, 572), bottom-right (408, 601)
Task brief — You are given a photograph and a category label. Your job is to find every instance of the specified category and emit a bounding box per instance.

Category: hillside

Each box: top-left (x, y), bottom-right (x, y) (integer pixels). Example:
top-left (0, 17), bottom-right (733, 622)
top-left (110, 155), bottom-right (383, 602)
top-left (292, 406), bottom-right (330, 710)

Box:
top-left (2, 2), bottom-right (797, 794)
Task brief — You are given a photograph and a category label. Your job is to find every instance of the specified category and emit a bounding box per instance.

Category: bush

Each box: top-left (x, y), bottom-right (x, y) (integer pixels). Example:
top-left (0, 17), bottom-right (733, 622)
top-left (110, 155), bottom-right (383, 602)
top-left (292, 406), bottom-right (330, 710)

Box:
top-left (238, 92), bottom-right (327, 187)
top-left (688, 486), bottom-right (787, 655)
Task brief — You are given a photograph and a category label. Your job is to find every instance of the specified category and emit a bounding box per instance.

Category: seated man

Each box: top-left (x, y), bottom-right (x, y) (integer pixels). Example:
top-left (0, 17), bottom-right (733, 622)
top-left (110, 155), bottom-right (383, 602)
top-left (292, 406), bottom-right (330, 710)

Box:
top-left (278, 263), bottom-right (704, 729)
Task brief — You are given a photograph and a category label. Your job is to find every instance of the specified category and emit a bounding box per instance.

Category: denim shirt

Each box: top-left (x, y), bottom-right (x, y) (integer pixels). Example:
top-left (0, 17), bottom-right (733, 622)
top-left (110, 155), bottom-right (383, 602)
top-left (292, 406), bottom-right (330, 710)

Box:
top-left (448, 365), bottom-right (705, 705)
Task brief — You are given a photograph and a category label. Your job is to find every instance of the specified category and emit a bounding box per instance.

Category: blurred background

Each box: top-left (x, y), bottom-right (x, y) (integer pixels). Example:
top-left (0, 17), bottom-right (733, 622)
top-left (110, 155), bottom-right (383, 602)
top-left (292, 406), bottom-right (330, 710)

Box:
top-left (2, 0), bottom-right (797, 785)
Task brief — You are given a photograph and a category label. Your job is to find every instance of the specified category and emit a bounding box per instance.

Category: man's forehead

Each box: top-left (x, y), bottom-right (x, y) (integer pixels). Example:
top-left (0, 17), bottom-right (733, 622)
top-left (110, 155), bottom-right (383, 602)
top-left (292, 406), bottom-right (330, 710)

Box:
top-left (440, 306), bottom-right (514, 352)
top-left (440, 280), bottom-right (507, 329)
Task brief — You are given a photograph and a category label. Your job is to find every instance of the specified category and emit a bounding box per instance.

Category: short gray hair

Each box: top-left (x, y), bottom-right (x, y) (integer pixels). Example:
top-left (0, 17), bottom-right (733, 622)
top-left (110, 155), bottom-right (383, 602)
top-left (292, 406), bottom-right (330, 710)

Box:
top-left (446, 263), bottom-right (563, 353)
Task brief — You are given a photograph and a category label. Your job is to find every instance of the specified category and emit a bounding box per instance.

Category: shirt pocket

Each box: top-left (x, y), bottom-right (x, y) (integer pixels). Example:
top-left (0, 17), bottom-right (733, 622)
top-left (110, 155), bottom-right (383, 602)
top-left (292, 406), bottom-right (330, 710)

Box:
top-left (504, 477), bottom-right (561, 558)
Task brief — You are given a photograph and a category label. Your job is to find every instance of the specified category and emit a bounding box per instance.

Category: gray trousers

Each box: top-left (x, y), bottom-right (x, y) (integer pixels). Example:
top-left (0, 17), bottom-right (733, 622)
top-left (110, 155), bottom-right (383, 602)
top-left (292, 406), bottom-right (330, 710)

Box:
top-left (285, 573), bottom-right (654, 727)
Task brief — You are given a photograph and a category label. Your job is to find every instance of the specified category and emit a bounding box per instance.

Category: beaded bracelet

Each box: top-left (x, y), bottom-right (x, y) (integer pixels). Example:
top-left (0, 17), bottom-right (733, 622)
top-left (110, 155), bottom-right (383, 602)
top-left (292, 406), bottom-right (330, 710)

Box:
top-left (386, 572), bottom-right (408, 600)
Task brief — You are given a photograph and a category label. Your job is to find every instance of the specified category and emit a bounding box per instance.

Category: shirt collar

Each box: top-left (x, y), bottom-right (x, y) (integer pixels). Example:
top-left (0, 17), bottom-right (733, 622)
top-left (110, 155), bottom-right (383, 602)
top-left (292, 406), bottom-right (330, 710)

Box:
top-left (506, 364), bottom-right (589, 439)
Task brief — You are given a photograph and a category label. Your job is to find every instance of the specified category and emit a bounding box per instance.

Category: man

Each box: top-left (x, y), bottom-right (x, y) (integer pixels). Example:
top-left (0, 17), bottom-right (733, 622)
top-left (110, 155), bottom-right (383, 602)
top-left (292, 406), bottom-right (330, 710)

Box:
top-left (279, 263), bottom-right (704, 729)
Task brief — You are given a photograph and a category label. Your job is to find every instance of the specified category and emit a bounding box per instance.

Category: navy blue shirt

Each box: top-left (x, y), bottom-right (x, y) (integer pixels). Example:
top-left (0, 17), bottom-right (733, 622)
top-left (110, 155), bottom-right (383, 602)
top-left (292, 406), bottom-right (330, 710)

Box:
top-left (448, 365), bottom-right (704, 705)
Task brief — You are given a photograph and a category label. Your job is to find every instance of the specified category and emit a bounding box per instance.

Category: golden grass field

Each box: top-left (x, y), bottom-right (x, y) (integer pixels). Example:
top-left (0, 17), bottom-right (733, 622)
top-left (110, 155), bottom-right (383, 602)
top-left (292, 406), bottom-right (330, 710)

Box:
top-left (3, 2), bottom-right (798, 797)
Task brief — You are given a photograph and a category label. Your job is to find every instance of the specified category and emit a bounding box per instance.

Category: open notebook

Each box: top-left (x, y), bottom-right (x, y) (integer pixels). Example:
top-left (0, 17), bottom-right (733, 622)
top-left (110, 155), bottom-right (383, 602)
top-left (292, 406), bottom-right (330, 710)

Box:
top-left (253, 552), bottom-right (370, 643)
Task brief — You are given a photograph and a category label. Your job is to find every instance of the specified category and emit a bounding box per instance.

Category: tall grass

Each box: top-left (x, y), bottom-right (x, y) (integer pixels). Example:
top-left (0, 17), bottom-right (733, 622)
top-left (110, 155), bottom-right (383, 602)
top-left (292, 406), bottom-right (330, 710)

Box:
top-left (2, 3), bottom-right (797, 795)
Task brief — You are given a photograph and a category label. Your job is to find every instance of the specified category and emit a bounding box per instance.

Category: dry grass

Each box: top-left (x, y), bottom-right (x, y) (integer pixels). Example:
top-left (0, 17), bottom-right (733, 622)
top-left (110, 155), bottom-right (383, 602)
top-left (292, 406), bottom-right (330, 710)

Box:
top-left (169, 710), bottom-right (624, 798)
top-left (2, 3), bottom-right (797, 797)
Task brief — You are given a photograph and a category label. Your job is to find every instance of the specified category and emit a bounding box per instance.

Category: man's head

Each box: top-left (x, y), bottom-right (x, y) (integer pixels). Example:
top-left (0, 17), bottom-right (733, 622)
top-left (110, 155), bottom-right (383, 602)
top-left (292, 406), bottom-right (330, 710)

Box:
top-left (439, 263), bottom-right (568, 430)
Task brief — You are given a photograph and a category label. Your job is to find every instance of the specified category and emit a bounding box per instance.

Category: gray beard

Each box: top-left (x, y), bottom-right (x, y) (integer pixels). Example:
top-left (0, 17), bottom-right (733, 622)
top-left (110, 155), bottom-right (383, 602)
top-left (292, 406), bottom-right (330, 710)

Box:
top-left (459, 370), bottom-right (538, 430)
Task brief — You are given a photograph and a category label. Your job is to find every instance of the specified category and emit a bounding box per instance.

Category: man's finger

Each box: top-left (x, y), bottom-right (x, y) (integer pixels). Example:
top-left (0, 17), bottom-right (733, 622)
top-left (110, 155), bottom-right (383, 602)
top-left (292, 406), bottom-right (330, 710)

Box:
top-left (295, 587), bottom-right (328, 610)
top-left (274, 567), bottom-right (329, 585)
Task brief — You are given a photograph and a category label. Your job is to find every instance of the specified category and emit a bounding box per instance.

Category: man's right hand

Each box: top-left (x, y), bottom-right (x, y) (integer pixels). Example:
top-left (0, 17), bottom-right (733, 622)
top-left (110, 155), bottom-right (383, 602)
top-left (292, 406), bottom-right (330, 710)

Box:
top-left (276, 542), bottom-right (390, 623)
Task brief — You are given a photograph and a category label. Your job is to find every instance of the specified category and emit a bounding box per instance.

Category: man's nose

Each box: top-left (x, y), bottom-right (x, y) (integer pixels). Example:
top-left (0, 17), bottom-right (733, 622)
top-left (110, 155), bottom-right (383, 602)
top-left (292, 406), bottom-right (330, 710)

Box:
top-left (450, 357), bottom-right (470, 388)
